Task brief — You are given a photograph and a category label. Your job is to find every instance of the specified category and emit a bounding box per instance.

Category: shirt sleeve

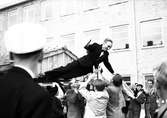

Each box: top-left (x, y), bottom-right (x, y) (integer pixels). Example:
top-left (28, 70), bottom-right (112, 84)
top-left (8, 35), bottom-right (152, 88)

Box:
top-left (79, 88), bottom-right (95, 101)
top-left (103, 52), bottom-right (114, 74)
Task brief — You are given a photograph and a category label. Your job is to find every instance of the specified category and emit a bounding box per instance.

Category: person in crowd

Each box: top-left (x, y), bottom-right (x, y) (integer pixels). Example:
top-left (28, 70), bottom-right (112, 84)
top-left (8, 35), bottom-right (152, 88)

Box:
top-left (44, 38), bottom-right (114, 81)
top-left (46, 85), bottom-right (65, 118)
top-left (121, 81), bottom-right (136, 118)
top-left (128, 83), bottom-right (146, 118)
top-left (106, 74), bottom-right (126, 118)
top-left (54, 82), bottom-right (65, 99)
top-left (64, 82), bottom-right (85, 118)
top-left (154, 61), bottom-right (167, 118)
top-left (79, 73), bottom-right (109, 118)
top-left (86, 78), bottom-right (95, 91)
top-left (144, 79), bottom-right (158, 118)
top-left (0, 23), bottom-right (57, 118)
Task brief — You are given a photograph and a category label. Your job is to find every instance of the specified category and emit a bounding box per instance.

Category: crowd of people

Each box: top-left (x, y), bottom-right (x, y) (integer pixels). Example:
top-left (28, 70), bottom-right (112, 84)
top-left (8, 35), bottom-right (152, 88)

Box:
top-left (0, 22), bottom-right (167, 118)
top-left (44, 71), bottom-right (160, 118)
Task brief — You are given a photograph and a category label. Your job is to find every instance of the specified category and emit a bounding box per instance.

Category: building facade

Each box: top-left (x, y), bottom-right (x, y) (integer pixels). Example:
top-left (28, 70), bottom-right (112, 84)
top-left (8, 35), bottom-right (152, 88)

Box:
top-left (0, 0), bottom-right (167, 87)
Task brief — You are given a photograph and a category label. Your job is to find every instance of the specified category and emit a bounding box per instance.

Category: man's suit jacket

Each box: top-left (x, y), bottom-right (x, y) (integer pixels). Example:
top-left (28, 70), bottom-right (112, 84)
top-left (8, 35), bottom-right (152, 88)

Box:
top-left (0, 67), bottom-right (55, 118)
top-left (78, 43), bottom-right (114, 74)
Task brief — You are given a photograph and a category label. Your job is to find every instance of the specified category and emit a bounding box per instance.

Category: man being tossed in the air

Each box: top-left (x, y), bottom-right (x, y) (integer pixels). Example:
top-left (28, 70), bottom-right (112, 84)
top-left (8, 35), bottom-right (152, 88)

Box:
top-left (45, 38), bottom-right (114, 81)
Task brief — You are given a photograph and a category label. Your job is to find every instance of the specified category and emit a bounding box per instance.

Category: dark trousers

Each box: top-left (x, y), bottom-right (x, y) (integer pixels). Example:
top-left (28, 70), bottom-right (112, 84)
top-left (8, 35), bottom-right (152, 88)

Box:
top-left (145, 103), bottom-right (156, 118)
top-left (45, 60), bottom-right (92, 81)
top-left (128, 110), bottom-right (141, 118)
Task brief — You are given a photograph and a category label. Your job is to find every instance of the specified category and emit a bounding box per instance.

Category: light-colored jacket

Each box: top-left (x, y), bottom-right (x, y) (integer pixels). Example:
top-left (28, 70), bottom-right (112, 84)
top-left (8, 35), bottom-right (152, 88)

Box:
top-left (79, 88), bottom-right (109, 118)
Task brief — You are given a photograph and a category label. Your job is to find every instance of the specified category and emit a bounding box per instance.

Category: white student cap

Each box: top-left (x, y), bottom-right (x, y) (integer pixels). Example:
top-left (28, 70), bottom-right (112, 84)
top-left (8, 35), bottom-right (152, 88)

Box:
top-left (4, 23), bottom-right (47, 54)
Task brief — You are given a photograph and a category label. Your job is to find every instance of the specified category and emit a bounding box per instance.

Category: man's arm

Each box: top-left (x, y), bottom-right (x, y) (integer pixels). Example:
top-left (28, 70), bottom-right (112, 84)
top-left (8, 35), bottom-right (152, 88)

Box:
top-left (79, 73), bottom-right (96, 89)
top-left (84, 43), bottom-right (98, 52)
top-left (84, 40), bottom-right (91, 49)
top-left (103, 52), bottom-right (114, 74)
top-left (78, 73), bottom-right (96, 100)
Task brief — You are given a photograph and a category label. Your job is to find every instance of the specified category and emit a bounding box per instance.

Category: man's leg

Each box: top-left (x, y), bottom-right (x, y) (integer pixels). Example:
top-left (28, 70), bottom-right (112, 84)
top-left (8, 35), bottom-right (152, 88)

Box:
top-left (145, 103), bottom-right (150, 118)
top-left (61, 66), bottom-right (91, 80)
top-left (45, 60), bottom-right (80, 81)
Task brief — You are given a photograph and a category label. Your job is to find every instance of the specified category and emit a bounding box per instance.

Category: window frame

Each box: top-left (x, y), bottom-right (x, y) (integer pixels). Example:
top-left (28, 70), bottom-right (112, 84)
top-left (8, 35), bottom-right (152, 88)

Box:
top-left (108, 0), bottom-right (128, 6)
top-left (40, 0), bottom-right (53, 21)
top-left (122, 75), bottom-right (131, 86)
top-left (140, 18), bottom-right (164, 49)
top-left (60, 33), bottom-right (76, 52)
top-left (22, 3), bottom-right (37, 23)
top-left (143, 73), bottom-right (154, 89)
top-left (83, 28), bottom-right (101, 44)
top-left (109, 24), bottom-right (130, 51)
top-left (60, 0), bottom-right (76, 17)
top-left (83, 0), bottom-right (100, 12)
top-left (7, 8), bottom-right (18, 27)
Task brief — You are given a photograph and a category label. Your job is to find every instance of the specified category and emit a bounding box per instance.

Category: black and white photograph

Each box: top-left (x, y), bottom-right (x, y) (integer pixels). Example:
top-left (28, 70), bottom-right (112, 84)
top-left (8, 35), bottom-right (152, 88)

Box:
top-left (0, 0), bottom-right (167, 118)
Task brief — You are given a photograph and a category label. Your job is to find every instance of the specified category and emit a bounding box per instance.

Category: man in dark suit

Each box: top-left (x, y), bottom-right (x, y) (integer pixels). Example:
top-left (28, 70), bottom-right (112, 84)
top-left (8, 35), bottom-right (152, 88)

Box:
top-left (45, 38), bottom-right (114, 81)
top-left (128, 83), bottom-right (146, 118)
top-left (0, 23), bottom-right (57, 118)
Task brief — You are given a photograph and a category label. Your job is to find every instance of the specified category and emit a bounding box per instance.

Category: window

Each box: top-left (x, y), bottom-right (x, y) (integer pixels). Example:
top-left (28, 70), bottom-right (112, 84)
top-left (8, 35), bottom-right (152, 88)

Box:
top-left (7, 9), bottom-right (18, 27)
top-left (83, 29), bottom-right (100, 45)
top-left (60, 0), bottom-right (76, 16)
top-left (83, 0), bottom-right (99, 11)
top-left (108, 0), bottom-right (128, 5)
top-left (45, 36), bottom-right (55, 50)
top-left (141, 18), bottom-right (163, 47)
top-left (61, 33), bottom-right (75, 52)
top-left (108, 1), bottom-right (129, 24)
top-left (41, 0), bottom-right (52, 21)
top-left (60, 14), bottom-right (76, 28)
top-left (110, 24), bottom-right (129, 50)
top-left (144, 74), bottom-right (154, 88)
top-left (0, 15), bottom-right (4, 31)
top-left (46, 37), bottom-right (54, 43)
top-left (23, 4), bottom-right (37, 22)
top-left (122, 76), bottom-right (131, 86)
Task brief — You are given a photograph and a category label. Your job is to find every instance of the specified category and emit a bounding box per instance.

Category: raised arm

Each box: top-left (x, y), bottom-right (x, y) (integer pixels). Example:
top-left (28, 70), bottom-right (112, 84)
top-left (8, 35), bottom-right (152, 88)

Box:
top-left (103, 53), bottom-right (114, 74)
top-left (84, 42), bottom-right (99, 52)
top-left (79, 73), bottom-right (97, 89)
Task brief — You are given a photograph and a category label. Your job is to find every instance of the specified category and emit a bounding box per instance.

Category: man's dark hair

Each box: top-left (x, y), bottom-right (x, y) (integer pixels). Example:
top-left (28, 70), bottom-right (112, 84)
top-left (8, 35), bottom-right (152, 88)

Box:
top-left (94, 79), bottom-right (106, 91)
top-left (112, 74), bottom-right (122, 87)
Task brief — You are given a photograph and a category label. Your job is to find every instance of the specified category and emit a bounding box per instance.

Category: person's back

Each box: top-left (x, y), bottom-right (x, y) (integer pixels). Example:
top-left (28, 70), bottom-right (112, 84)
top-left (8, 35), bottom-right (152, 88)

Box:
top-left (0, 67), bottom-right (54, 118)
top-left (106, 74), bottom-right (125, 118)
top-left (79, 79), bottom-right (109, 118)
top-left (65, 89), bottom-right (83, 118)
top-left (86, 90), bottom-right (109, 117)
top-left (0, 23), bottom-right (56, 118)
top-left (106, 86), bottom-right (120, 113)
